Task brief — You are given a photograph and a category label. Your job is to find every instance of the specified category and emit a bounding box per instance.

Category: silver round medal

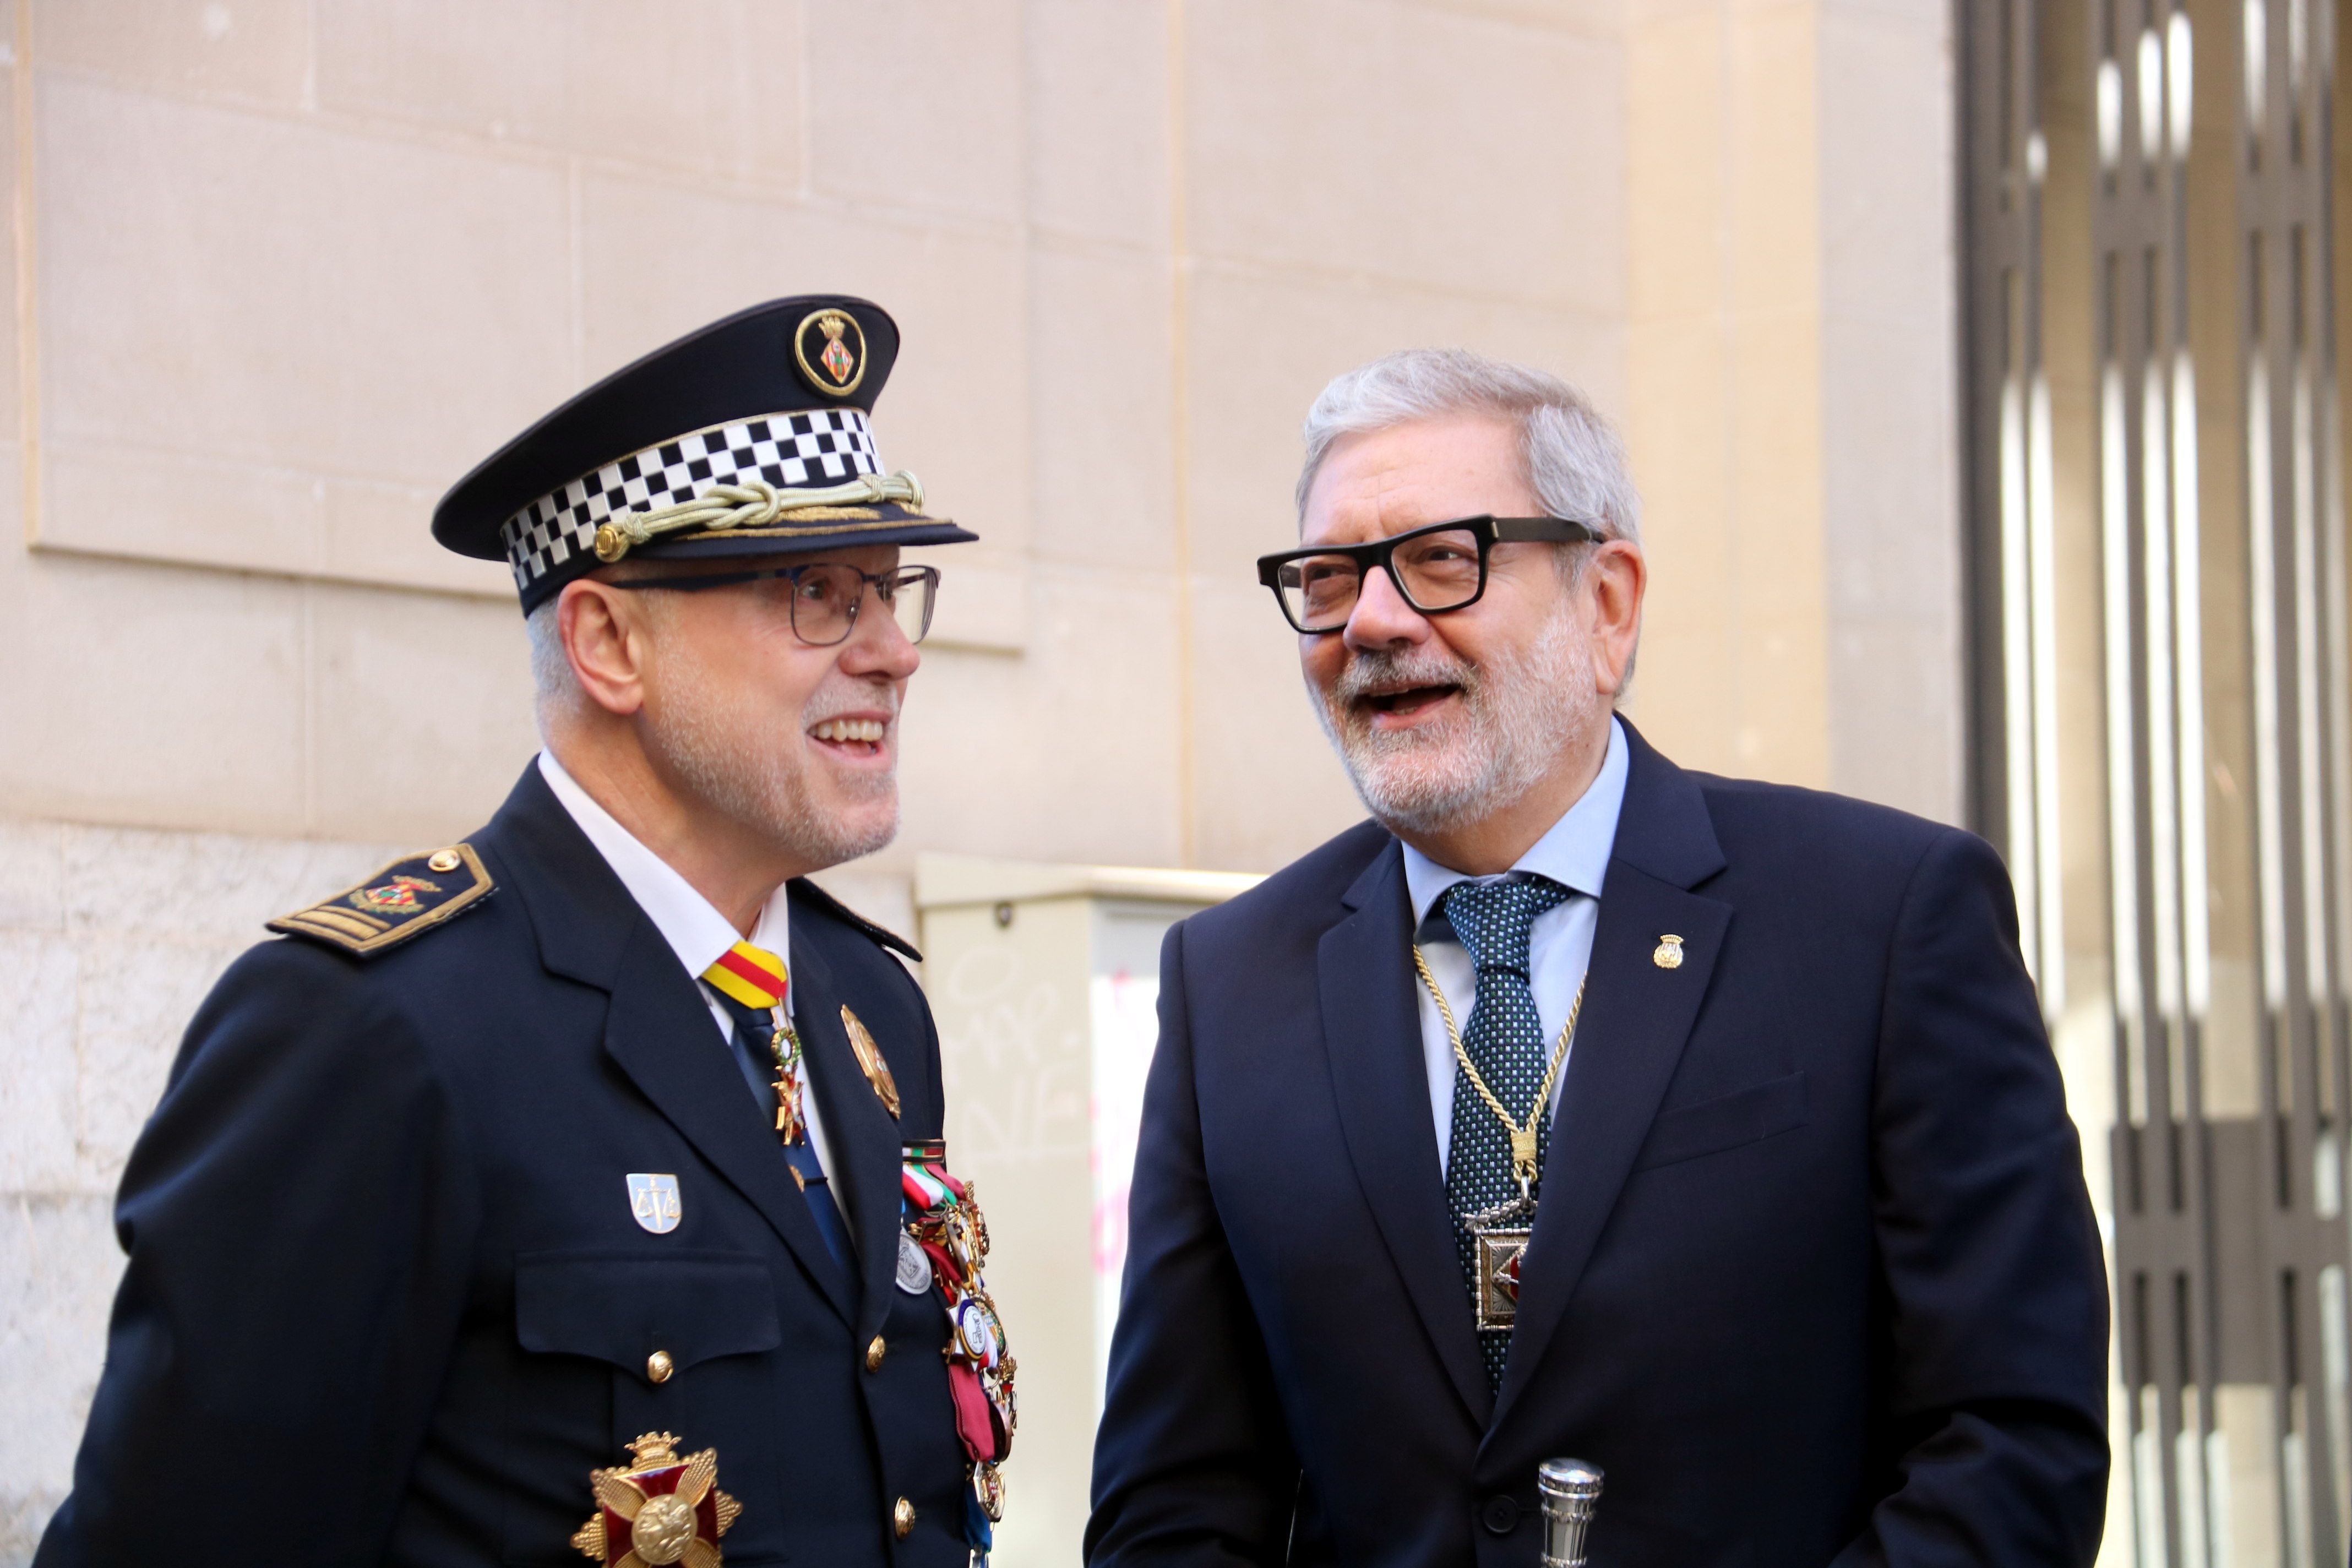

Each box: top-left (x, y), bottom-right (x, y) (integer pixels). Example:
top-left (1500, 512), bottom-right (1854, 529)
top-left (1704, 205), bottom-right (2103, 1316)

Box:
top-left (896, 1229), bottom-right (933, 1294)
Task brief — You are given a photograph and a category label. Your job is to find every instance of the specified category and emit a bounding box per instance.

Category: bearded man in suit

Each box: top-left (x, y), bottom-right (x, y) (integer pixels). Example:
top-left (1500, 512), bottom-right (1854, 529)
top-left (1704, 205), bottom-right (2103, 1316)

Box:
top-left (1085, 348), bottom-right (2109, 1566)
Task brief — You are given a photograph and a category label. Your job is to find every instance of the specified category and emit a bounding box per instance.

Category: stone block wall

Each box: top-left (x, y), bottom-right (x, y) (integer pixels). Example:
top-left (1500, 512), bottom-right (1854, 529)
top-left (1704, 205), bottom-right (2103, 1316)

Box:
top-left (0, 820), bottom-right (398, 1558)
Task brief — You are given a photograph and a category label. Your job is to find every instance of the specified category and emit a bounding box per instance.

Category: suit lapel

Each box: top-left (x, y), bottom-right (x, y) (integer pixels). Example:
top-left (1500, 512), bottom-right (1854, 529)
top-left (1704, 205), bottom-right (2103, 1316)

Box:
top-left (1321, 842), bottom-right (1491, 1423)
top-left (1489, 726), bottom-right (1731, 1431)
top-left (788, 925), bottom-right (906, 1344)
top-left (600, 914), bottom-right (857, 1324)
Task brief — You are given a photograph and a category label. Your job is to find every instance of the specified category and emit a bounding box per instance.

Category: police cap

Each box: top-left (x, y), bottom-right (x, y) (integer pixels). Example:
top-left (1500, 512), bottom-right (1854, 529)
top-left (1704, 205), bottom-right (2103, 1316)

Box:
top-left (432, 295), bottom-right (977, 613)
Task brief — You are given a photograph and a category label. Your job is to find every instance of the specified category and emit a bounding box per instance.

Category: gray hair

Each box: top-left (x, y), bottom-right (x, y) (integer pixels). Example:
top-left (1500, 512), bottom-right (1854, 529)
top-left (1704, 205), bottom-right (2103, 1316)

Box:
top-left (525, 598), bottom-right (587, 732)
top-left (1295, 348), bottom-right (1641, 547)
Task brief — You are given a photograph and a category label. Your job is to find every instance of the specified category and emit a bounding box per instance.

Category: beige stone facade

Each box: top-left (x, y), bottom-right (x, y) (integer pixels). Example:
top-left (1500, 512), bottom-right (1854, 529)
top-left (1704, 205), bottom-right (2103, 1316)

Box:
top-left (0, 2), bottom-right (1958, 1560)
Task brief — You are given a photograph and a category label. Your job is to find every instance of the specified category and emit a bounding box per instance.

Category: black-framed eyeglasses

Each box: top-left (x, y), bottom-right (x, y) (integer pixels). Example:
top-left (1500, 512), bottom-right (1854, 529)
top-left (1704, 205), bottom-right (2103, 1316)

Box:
top-left (608, 562), bottom-right (940, 647)
top-left (1255, 515), bottom-right (1601, 635)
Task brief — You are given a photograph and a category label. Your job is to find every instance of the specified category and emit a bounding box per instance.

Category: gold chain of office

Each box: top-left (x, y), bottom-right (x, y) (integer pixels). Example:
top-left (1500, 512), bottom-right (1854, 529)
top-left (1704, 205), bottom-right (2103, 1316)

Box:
top-left (1412, 947), bottom-right (1587, 1193)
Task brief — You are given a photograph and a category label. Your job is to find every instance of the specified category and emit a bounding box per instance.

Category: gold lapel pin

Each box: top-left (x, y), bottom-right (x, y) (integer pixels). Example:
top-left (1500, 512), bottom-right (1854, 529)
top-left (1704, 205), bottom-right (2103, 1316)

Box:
top-left (1653, 934), bottom-right (1686, 970)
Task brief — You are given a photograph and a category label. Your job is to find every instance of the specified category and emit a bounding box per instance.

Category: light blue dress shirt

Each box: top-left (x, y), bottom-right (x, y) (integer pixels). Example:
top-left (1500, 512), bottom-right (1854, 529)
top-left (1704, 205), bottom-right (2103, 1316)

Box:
top-left (1402, 716), bottom-right (1631, 1175)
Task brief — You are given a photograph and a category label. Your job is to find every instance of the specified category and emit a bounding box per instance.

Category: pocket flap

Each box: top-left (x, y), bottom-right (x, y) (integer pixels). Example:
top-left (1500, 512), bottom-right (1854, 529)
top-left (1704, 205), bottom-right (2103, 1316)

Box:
top-left (516, 1249), bottom-right (780, 1379)
top-left (1632, 1071), bottom-right (1809, 1172)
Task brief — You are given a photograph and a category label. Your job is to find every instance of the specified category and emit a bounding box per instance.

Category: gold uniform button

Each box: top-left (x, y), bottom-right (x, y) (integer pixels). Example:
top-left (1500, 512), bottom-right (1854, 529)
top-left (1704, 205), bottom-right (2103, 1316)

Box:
top-left (426, 847), bottom-right (462, 873)
top-left (893, 1497), bottom-right (915, 1538)
top-left (865, 1335), bottom-right (887, 1371)
top-left (646, 1349), bottom-right (674, 1384)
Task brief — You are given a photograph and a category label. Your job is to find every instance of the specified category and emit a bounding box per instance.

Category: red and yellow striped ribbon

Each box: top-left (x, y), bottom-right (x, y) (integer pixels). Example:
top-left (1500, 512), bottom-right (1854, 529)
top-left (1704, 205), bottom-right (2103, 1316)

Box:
top-left (703, 941), bottom-right (788, 1011)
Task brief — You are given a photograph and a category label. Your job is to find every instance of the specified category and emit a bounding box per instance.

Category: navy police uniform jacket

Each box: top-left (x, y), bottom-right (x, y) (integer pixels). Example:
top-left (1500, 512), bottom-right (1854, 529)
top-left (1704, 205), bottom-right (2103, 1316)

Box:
top-left (37, 765), bottom-right (973, 1567)
top-left (1087, 723), bottom-right (2110, 1566)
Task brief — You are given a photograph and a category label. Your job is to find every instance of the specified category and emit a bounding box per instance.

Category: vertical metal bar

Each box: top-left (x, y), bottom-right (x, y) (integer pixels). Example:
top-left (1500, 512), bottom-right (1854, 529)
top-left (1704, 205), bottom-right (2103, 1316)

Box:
top-left (1972, 0), bottom-right (2068, 1013)
top-left (2104, 1), bottom-right (2199, 1557)
top-left (2240, 0), bottom-right (2351, 1554)
top-left (1966, 0), bottom-right (2028, 853)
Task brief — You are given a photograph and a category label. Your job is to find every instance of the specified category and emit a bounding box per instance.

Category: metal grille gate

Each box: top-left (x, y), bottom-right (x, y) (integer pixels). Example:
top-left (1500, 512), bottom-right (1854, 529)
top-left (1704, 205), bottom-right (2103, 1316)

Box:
top-left (1961, 0), bottom-right (2351, 1562)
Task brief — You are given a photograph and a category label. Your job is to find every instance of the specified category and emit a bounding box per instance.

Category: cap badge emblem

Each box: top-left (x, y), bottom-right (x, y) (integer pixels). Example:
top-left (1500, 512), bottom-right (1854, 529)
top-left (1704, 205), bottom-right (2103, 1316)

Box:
top-left (842, 1005), bottom-right (902, 1118)
top-left (571, 1431), bottom-right (740, 1565)
top-left (794, 307), bottom-right (867, 397)
top-left (1653, 934), bottom-right (1685, 970)
top-left (627, 1173), bottom-right (682, 1234)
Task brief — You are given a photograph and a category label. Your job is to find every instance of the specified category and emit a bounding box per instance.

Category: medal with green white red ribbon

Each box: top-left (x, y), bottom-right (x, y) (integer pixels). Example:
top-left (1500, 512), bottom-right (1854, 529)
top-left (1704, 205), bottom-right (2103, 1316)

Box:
top-left (901, 1139), bottom-right (1014, 1554)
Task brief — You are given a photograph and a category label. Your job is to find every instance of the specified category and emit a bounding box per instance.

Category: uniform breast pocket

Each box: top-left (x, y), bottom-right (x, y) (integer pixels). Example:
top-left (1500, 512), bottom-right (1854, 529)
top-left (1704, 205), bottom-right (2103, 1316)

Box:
top-left (516, 1248), bottom-right (783, 1376)
top-left (516, 1250), bottom-right (782, 1461)
top-left (508, 1250), bottom-right (787, 1563)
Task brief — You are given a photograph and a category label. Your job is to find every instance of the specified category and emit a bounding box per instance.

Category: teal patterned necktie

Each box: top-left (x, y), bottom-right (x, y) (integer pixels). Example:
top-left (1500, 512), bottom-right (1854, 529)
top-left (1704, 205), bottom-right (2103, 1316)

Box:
top-left (1440, 874), bottom-right (1571, 1388)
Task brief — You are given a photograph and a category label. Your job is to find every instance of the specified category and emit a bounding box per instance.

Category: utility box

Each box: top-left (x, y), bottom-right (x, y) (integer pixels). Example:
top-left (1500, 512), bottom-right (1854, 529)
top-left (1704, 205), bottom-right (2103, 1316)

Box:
top-left (914, 853), bottom-right (1262, 1567)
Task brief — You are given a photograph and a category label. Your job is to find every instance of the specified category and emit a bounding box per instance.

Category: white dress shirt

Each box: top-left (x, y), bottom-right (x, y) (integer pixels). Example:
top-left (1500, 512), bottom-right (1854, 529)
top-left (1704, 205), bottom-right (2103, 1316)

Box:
top-left (537, 750), bottom-right (847, 1217)
top-left (1402, 716), bottom-right (1630, 1175)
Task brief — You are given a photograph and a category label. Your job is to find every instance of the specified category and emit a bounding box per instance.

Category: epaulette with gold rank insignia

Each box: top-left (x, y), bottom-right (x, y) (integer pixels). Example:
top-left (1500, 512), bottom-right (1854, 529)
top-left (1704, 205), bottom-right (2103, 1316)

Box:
top-left (267, 844), bottom-right (494, 957)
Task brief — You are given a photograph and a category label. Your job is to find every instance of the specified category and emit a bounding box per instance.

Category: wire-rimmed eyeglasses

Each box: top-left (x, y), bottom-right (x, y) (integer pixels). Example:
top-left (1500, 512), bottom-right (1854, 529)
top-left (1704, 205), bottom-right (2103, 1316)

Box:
top-left (607, 562), bottom-right (940, 647)
top-left (1255, 515), bottom-right (1601, 635)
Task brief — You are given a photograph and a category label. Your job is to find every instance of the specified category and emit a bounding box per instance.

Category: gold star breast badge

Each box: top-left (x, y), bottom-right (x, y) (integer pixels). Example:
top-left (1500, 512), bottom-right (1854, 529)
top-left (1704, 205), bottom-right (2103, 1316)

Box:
top-left (571, 1432), bottom-right (740, 1566)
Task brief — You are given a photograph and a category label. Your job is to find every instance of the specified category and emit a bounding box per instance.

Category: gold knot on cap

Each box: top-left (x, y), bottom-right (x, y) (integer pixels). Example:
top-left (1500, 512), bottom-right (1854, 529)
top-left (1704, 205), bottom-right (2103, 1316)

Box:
top-left (1653, 934), bottom-right (1685, 970)
top-left (585, 473), bottom-right (928, 564)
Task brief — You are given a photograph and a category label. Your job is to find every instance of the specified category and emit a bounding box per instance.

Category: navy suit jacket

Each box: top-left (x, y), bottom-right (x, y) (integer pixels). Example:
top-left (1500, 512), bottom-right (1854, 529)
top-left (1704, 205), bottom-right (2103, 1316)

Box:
top-left (1087, 725), bottom-right (2109, 1566)
top-left (38, 766), bottom-right (973, 1567)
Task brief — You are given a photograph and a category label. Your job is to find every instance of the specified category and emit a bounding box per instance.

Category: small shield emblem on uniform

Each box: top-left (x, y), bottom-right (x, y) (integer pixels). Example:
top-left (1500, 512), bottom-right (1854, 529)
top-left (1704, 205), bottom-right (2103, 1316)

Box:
top-left (627, 1173), bottom-right (682, 1235)
top-left (896, 1228), bottom-right (933, 1294)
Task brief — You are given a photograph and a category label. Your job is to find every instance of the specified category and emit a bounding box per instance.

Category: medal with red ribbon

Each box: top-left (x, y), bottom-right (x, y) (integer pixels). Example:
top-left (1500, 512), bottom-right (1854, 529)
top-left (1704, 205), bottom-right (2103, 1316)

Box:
top-left (901, 1138), bottom-right (1014, 1555)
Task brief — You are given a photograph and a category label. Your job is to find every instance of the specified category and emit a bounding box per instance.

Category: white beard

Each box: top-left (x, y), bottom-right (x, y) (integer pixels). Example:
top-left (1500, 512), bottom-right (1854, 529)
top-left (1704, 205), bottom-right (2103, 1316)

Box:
top-left (1308, 604), bottom-right (1598, 838)
top-left (642, 640), bottom-right (901, 872)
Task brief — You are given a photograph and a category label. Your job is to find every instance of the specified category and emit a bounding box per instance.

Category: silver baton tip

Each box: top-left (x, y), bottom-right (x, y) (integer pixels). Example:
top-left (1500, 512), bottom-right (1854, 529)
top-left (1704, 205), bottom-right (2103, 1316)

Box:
top-left (1537, 1458), bottom-right (1602, 1567)
top-left (1537, 1458), bottom-right (1603, 1499)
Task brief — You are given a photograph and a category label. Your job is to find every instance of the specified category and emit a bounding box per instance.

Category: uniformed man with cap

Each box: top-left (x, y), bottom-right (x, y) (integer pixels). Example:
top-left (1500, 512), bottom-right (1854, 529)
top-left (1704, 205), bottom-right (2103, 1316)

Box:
top-left (35, 297), bottom-right (1015, 1567)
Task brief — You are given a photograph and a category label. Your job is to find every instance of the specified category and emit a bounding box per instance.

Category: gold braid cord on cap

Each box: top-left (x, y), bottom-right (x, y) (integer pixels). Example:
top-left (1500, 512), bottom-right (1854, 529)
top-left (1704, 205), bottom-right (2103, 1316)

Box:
top-left (593, 472), bottom-right (927, 562)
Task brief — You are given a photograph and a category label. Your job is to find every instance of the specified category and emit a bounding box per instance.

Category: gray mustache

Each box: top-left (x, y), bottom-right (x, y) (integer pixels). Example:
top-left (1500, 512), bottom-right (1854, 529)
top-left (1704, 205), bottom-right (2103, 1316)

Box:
top-left (1332, 650), bottom-right (1478, 703)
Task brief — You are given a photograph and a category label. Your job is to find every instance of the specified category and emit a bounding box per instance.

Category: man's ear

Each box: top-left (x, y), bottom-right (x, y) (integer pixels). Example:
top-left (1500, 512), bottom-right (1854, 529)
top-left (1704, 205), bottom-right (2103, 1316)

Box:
top-left (557, 579), bottom-right (654, 718)
top-left (1587, 540), bottom-right (1646, 698)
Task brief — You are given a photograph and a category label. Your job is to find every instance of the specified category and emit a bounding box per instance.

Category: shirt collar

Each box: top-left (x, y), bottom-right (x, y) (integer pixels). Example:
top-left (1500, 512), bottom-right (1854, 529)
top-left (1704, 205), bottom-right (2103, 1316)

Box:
top-left (537, 750), bottom-right (793, 987)
top-left (1401, 715), bottom-right (1631, 930)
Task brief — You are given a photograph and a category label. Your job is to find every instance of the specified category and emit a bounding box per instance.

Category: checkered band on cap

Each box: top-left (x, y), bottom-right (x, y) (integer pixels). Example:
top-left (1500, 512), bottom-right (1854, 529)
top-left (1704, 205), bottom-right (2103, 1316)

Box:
top-left (498, 407), bottom-right (883, 591)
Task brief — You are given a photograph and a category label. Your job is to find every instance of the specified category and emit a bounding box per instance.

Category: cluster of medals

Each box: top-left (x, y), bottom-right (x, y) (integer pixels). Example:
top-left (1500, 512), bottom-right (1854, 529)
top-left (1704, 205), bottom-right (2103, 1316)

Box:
top-left (901, 1137), bottom-right (1015, 1554)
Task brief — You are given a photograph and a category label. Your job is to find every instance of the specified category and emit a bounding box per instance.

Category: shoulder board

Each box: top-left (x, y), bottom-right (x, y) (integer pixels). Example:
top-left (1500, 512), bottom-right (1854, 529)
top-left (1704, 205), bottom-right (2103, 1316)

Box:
top-left (268, 843), bottom-right (494, 958)
top-left (790, 877), bottom-right (923, 962)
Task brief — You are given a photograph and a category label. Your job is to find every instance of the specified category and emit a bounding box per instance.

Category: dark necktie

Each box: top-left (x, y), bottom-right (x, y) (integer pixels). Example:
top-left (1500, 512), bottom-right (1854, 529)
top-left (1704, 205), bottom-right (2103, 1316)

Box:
top-left (705, 981), bottom-right (857, 1276)
top-left (1441, 874), bottom-right (1572, 1388)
